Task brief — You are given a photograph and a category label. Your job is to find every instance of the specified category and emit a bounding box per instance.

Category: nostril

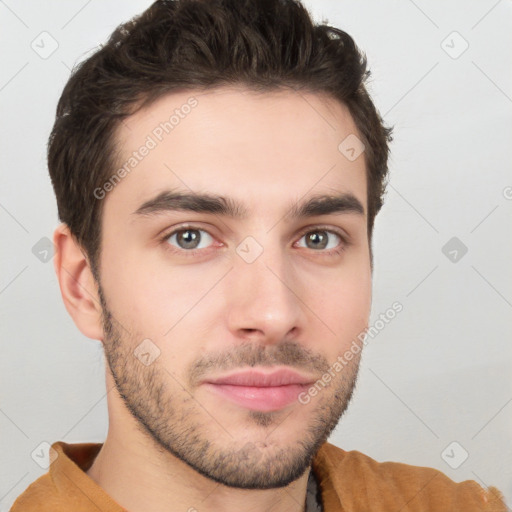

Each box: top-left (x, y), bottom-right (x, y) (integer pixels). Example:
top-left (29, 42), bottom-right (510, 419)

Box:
top-left (242, 328), bottom-right (258, 334)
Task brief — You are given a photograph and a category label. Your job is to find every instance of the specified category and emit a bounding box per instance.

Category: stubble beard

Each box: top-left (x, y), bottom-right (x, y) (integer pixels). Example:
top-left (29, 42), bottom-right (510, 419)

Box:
top-left (98, 285), bottom-right (362, 489)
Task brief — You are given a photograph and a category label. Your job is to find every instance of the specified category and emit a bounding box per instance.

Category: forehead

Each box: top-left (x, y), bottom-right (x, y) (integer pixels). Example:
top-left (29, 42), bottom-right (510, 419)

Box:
top-left (105, 86), bottom-right (367, 222)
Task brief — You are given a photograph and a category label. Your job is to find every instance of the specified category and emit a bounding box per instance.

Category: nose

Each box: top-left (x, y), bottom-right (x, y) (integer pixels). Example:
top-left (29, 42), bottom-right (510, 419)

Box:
top-left (225, 241), bottom-right (303, 345)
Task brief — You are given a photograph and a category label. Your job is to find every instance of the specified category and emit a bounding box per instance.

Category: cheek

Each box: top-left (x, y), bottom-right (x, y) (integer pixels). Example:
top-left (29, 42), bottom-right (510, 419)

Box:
top-left (104, 254), bottom-right (225, 345)
top-left (306, 262), bottom-right (372, 345)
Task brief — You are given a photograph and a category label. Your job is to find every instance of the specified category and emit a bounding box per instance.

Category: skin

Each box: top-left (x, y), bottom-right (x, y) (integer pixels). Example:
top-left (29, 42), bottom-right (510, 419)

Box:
top-left (54, 86), bottom-right (372, 512)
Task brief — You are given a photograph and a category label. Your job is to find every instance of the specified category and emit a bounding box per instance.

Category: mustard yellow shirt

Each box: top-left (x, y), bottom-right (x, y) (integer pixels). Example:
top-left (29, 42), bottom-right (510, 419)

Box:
top-left (10, 441), bottom-right (507, 511)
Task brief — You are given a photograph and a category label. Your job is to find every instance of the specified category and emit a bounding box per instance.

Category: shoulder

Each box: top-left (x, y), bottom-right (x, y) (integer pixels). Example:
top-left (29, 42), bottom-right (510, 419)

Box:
top-left (313, 442), bottom-right (507, 511)
top-left (9, 472), bottom-right (61, 512)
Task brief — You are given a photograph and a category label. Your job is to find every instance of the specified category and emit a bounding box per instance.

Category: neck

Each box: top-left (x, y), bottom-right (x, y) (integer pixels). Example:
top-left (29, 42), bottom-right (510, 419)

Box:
top-left (86, 432), bottom-right (310, 512)
top-left (85, 371), bottom-right (311, 512)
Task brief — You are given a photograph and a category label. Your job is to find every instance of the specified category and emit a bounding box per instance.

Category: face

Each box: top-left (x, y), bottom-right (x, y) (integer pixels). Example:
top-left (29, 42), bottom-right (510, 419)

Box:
top-left (96, 86), bottom-right (372, 489)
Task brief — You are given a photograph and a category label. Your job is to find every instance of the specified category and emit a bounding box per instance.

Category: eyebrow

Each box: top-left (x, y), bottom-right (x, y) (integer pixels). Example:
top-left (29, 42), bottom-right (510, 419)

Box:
top-left (133, 189), bottom-right (365, 220)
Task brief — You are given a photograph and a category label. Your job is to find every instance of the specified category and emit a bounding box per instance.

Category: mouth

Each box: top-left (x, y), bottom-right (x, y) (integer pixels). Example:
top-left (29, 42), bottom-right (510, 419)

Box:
top-left (201, 368), bottom-right (316, 412)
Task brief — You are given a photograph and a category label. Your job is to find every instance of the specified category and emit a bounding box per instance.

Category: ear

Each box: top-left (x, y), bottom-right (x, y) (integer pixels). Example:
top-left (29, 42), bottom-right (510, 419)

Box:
top-left (53, 223), bottom-right (104, 341)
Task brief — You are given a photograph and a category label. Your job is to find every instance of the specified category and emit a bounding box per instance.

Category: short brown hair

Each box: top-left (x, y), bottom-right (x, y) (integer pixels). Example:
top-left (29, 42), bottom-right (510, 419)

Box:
top-left (48, 0), bottom-right (392, 277)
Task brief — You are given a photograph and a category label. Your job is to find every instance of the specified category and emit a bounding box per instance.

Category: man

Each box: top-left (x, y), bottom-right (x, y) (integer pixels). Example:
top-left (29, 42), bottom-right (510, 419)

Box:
top-left (10, 0), bottom-right (507, 510)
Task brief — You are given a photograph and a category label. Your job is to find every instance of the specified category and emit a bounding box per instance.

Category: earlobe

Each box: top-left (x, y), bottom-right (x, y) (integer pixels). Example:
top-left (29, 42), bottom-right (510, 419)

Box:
top-left (53, 223), bottom-right (104, 341)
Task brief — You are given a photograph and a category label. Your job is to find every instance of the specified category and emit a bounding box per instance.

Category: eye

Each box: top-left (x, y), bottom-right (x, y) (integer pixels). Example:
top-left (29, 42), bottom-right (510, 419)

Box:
top-left (295, 229), bottom-right (344, 252)
top-left (165, 227), bottom-right (214, 251)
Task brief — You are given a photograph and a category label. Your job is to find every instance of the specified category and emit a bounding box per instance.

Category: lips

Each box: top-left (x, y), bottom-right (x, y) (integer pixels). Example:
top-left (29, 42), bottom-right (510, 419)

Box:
top-left (204, 368), bottom-right (315, 387)
top-left (201, 368), bottom-right (316, 412)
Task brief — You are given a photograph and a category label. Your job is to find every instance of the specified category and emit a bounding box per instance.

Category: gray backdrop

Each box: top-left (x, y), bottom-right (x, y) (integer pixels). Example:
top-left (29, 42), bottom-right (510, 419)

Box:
top-left (1, 0), bottom-right (511, 509)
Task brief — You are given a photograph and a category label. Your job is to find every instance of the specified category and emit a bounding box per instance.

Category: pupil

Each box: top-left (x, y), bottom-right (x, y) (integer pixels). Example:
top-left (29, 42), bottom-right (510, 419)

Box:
top-left (178, 230), bottom-right (199, 249)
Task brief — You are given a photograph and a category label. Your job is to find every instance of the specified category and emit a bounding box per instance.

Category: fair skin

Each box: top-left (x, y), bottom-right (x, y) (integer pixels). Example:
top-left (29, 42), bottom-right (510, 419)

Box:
top-left (54, 86), bottom-right (372, 512)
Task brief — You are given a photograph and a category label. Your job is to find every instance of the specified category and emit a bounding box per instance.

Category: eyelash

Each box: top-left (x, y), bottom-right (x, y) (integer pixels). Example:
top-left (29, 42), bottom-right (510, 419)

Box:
top-left (159, 224), bottom-right (349, 258)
